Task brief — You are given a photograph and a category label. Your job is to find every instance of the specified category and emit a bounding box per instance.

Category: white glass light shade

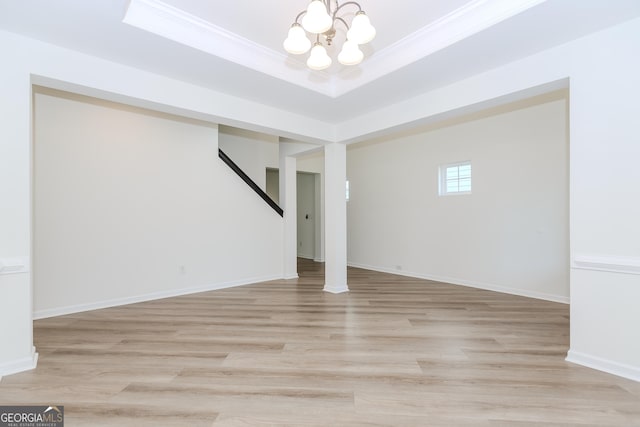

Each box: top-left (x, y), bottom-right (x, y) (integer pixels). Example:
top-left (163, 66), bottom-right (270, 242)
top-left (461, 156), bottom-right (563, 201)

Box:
top-left (283, 24), bottom-right (311, 54)
top-left (338, 39), bottom-right (363, 66)
top-left (301, 0), bottom-right (332, 34)
top-left (347, 12), bottom-right (376, 44)
top-left (307, 43), bottom-right (332, 70)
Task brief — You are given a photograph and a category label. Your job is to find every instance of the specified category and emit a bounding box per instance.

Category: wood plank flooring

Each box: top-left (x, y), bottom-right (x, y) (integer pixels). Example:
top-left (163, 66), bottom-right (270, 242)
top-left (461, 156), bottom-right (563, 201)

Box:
top-left (1, 259), bottom-right (639, 426)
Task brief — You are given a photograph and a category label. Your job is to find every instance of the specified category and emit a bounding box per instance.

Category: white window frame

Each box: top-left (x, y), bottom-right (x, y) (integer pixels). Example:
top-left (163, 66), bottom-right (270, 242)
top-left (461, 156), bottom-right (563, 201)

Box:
top-left (439, 161), bottom-right (472, 196)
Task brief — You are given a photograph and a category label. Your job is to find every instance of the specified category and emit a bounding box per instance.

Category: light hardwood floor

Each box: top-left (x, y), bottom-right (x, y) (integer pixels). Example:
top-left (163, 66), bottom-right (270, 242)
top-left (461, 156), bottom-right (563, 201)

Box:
top-left (1, 259), bottom-right (639, 426)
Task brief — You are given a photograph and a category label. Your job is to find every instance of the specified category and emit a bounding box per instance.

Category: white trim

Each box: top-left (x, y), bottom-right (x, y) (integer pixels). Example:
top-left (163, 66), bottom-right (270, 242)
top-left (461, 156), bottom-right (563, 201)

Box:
top-left (334, 0), bottom-right (548, 97)
top-left (323, 284), bottom-right (349, 294)
top-left (123, 0), bottom-right (333, 97)
top-left (313, 258), bottom-right (325, 263)
top-left (566, 350), bottom-right (640, 382)
top-left (572, 254), bottom-right (640, 276)
top-left (348, 262), bottom-right (569, 304)
top-left (283, 274), bottom-right (299, 280)
top-left (0, 257), bottom-right (29, 276)
top-left (0, 347), bottom-right (38, 377)
top-left (33, 274), bottom-right (282, 319)
top-left (297, 254), bottom-right (315, 261)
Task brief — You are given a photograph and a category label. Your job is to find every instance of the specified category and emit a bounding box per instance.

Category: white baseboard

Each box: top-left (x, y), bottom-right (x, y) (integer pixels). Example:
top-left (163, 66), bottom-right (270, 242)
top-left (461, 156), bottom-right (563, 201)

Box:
top-left (323, 283), bottom-right (349, 294)
top-left (297, 254), bottom-right (315, 260)
top-left (566, 350), bottom-right (640, 382)
top-left (33, 274), bottom-right (283, 320)
top-left (347, 262), bottom-right (569, 304)
top-left (313, 258), bottom-right (325, 263)
top-left (0, 346), bottom-right (38, 377)
top-left (283, 274), bottom-right (299, 280)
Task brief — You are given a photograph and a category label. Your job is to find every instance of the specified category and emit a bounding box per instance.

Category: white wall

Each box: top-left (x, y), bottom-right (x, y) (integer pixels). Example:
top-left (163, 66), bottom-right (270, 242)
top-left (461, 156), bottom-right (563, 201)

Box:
top-left (33, 90), bottom-right (283, 318)
top-left (0, 47), bottom-right (34, 376)
top-left (565, 17), bottom-right (640, 380)
top-left (347, 95), bottom-right (569, 302)
top-left (218, 126), bottom-right (279, 191)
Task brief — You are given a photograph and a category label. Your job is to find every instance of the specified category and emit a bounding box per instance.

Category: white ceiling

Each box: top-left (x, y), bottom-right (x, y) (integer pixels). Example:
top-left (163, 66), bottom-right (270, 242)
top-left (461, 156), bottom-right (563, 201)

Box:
top-left (1, 0), bottom-right (640, 123)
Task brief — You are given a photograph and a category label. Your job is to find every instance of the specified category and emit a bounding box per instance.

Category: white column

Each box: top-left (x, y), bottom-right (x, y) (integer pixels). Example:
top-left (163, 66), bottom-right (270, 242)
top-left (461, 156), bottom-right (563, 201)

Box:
top-left (324, 142), bottom-right (348, 293)
top-left (280, 153), bottom-right (298, 279)
top-left (0, 64), bottom-right (37, 376)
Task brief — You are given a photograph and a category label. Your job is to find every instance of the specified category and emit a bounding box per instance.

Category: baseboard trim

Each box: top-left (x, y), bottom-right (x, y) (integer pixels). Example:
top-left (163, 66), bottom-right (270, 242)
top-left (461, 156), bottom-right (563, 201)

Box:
top-left (283, 274), bottom-right (299, 280)
top-left (323, 284), bottom-right (349, 294)
top-left (297, 254), bottom-right (315, 260)
top-left (0, 346), bottom-right (38, 377)
top-left (566, 350), bottom-right (640, 382)
top-left (347, 262), bottom-right (569, 304)
top-left (33, 274), bottom-right (283, 319)
top-left (313, 258), bottom-right (325, 263)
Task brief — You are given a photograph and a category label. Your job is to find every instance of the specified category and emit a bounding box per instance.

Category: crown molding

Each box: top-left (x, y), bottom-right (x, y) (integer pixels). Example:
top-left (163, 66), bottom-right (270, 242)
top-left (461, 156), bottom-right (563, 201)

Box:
top-left (124, 0), bottom-right (547, 98)
top-left (333, 0), bottom-right (548, 96)
top-left (123, 0), bottom-right (334, 96)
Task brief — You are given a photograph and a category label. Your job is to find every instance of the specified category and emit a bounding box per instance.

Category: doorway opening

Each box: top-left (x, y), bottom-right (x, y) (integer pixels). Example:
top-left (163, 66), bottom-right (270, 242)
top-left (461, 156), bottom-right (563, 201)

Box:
top-left (266, 168), bottom-right (321, 261)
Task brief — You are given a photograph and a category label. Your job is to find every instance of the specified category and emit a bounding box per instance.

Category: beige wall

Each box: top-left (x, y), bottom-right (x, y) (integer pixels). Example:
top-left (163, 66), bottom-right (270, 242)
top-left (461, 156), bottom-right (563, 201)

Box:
top-left (33, 89), bottom-right (283, 318)
top-left (347, 93), bottom-right (569, 302)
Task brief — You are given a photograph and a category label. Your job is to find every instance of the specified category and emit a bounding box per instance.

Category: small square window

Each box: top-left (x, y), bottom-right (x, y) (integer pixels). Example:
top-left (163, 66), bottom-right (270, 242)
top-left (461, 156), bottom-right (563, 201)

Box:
top-left (439, 161), bottom-right (471, 195)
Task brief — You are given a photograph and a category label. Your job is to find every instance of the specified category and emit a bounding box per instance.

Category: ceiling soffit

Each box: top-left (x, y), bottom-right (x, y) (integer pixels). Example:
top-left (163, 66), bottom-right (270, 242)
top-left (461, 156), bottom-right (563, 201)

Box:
top-left (123, 0), bottom-right (547, 98)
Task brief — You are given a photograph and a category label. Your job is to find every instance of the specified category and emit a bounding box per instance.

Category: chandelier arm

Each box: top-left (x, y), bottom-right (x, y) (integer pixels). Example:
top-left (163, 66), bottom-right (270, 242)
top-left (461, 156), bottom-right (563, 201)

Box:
top-left (333, 1), bottom-right (363, 17)
top-left (293, 10), bottom-right (307, 24)
top-left (285, 0), bottom-right (371, 69)
top-left (333, 16), bottom-right (350, 31)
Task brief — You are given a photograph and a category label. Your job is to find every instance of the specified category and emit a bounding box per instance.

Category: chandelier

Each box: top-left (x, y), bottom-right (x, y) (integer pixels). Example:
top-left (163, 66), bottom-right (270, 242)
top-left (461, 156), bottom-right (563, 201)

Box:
top-left (283, 0), bottom-right (376, 71)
